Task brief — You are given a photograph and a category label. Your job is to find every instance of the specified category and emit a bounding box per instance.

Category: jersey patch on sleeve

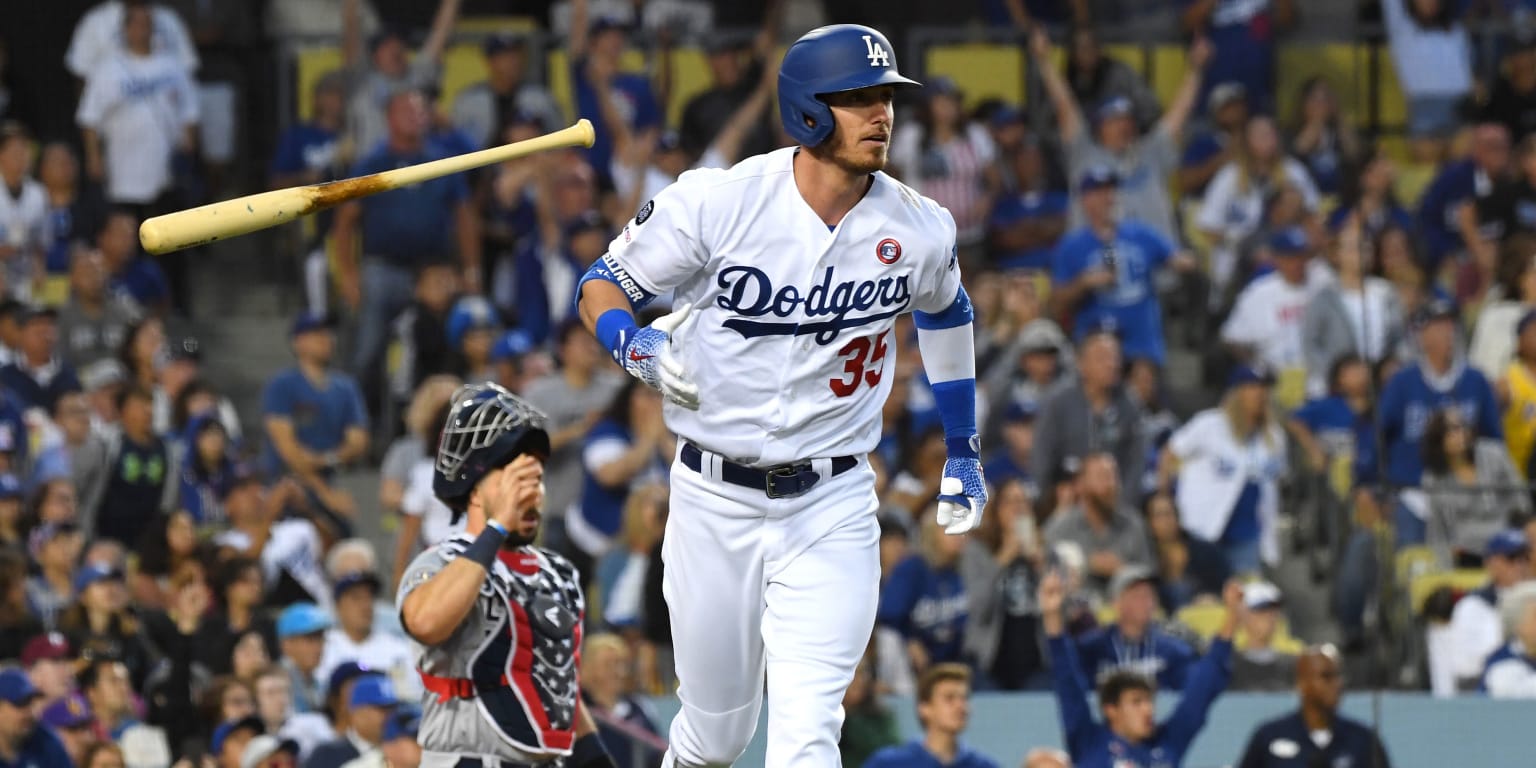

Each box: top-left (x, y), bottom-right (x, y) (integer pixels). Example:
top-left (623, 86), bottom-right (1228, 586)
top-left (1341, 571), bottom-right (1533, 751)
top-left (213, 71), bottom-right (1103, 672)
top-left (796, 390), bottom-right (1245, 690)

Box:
top-left (635, 199), bottom-right (655, 225)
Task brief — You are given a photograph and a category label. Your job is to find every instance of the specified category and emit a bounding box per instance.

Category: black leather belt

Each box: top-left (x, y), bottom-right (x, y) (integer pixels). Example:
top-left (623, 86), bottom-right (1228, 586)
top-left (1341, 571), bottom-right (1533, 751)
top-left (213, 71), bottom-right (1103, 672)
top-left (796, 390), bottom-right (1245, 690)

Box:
top-left (681, 442), bottom-right (857, 499)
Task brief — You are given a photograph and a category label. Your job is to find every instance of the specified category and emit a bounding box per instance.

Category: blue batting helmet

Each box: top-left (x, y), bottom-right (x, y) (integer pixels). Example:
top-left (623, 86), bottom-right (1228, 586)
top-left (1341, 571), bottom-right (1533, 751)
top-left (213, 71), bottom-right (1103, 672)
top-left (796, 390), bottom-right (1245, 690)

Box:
top-left (433, 382), bottom-right (550, 515)
top-left (778, 24), bottom-right (921, 147)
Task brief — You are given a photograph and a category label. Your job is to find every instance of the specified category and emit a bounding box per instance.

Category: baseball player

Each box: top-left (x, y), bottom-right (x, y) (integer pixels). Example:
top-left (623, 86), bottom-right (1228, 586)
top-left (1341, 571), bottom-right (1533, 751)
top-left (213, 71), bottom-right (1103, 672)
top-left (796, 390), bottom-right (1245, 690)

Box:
top-left (396, 382), bottom-right (616, 768)
top-left (575, 24), bottom-right (987, 768)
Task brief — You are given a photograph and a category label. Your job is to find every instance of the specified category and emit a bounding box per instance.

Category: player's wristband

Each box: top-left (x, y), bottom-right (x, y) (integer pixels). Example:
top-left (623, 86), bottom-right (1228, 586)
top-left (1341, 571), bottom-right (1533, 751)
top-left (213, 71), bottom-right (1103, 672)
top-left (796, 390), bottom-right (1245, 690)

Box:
top-left (484, 519), bottom-right (508, 537)
top-left (596, 308), bottom-right (639, 362)
top-left (461, 526), bottom-right (506, 571)
top-left (569, 733), bottom-right (617, 768)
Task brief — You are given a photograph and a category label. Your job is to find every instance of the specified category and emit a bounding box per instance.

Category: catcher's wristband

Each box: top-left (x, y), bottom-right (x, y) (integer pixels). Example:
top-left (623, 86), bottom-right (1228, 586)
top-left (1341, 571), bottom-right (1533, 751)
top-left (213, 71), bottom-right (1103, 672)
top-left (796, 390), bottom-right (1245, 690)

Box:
top-left (461, 525), bottom-right (506, 571)
top-left (569, 732), bottom-right (617, 768)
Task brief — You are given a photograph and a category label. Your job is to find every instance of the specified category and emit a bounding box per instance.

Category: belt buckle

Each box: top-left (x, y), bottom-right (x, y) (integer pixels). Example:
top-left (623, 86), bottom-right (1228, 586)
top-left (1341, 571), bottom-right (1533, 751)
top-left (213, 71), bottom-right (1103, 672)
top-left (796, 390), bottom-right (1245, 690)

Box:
top-left (764, 462), bottom-right (817, 499)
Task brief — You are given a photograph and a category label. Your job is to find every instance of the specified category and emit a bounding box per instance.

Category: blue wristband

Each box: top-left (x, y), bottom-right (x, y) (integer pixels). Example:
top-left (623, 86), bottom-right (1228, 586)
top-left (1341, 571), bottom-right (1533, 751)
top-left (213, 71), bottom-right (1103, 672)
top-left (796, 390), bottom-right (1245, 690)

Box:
top-left (596, 308), bottom-right (639, 362)
top-left (946, 435), bottom-right (980, 460)
top-left (484, 519), bottom-right (508, 537)
top-left (461, 526), bottom-right (506, 571)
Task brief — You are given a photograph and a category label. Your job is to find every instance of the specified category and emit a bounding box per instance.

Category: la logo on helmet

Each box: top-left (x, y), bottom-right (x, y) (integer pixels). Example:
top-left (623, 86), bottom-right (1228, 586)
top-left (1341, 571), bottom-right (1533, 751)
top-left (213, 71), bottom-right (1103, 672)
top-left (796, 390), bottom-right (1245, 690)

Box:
top-left (862, 35), bottom-right (890, 67)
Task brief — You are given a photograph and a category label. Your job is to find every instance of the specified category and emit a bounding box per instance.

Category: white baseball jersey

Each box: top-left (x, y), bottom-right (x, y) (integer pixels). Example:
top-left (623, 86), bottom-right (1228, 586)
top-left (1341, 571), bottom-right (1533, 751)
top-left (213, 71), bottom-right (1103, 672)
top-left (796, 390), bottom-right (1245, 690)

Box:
top-left (604, 147), bottom-right (961, 466)
top-left (0, 179), bottom-right (48, 294)
top-left (76, 50), bottom-right (199, 204)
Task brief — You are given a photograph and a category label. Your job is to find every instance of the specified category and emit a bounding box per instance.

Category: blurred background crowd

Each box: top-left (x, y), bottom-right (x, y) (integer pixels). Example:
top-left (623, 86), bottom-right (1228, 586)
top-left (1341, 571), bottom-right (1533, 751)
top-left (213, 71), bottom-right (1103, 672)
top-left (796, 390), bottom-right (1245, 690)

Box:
top-left (0, 0), bottom-right (1535, 766)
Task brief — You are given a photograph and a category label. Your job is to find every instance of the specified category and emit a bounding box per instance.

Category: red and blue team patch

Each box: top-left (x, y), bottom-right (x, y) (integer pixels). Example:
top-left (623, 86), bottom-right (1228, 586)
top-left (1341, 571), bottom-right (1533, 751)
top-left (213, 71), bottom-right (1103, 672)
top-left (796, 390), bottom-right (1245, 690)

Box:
top-left (876, 238), bottom-right (902, 264)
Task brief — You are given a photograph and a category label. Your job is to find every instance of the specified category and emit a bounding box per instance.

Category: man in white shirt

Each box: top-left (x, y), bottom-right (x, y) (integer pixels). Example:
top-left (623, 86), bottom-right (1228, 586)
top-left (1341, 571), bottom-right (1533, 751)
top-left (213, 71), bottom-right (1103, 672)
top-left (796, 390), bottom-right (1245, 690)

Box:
top-left (315, 571), bottom-right (419, 701)
top-left (0, 123), bottom-right (48, 300)
top-left (75, 1), bottom-right (199, 209)
top-left (65, 0), bottom-right (198, 80)
top-left (1221, 227), bottom-right (1325, 377)
top-left (1427, 529), bottom-right (1531, 696)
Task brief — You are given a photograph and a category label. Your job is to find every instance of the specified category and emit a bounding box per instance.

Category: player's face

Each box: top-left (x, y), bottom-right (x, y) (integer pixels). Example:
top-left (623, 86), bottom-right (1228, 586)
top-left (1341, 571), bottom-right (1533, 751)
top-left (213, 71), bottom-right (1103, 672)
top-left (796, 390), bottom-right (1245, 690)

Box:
top-left (816, 86), bottom-right (896, 175)
top-left (917, 680), bottom-right (970, 736)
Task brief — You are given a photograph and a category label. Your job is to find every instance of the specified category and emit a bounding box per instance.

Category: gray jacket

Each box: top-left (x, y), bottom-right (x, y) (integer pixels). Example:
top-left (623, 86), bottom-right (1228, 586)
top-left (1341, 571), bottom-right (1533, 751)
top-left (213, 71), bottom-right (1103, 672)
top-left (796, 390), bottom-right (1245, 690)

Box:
top-left (1030, 378), bottom-right (1146, 506)
top-left (1301, 280), bottom-right (1405, 380)
top-left (1423, 439), bottom-right (1532, 562)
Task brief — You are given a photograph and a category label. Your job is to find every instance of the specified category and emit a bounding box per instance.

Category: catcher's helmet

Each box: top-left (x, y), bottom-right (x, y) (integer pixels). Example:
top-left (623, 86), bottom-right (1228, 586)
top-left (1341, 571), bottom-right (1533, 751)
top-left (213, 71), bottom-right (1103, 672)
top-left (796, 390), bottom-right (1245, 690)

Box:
top-left (777, 24), bottom-right (921, 148)
top-left (433, 382), bottom-right (550, 517)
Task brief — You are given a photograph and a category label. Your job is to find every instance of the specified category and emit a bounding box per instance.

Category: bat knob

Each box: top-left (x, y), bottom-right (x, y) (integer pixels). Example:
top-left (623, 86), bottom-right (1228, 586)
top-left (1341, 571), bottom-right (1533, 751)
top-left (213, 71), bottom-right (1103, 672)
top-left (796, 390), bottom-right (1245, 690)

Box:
top-left (139, 219), bottom-right (168, 255)
top-left (574, 119), bottom-right (597, 149)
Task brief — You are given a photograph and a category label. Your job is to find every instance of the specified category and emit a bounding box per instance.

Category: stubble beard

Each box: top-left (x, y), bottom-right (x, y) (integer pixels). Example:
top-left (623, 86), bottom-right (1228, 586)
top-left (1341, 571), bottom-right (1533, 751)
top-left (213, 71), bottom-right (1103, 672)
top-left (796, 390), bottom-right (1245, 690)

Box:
top-left (809, 133), bottom-right (888, 176)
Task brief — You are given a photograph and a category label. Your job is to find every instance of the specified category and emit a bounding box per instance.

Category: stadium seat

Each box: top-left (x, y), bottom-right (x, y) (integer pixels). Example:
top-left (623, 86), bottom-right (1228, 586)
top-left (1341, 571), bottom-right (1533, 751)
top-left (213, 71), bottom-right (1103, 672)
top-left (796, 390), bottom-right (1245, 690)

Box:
top-left (1394, 160), bottom-right (1439, 209)
top-left (1410, 569), bottom-right (1488, 615)
top-left (1396, 546), bottom-right (1439, 584)
top-left (1276, 44), bottom-right (1363, 124)
top-left (923, 44), bottom-right (1026, 109)
top-left (1150, 45), bottom-right (1186, 112)
top-left (1103, 44), bottom-right (1148, 79)
top-left (440, 42), bottom-right (489, 111)
top-left (294, 47), bottom-right (345, 122)
top-left (453, 15), bottom-right (538, 35)
top-left (1175, 603), bottom-right (1226, 639)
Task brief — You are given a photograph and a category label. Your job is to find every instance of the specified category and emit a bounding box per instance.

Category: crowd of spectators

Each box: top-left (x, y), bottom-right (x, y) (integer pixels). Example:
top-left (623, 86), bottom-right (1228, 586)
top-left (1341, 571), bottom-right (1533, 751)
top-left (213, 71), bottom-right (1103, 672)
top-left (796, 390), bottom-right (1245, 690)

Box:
top-left (1, 0), bottom-right (1536, 766)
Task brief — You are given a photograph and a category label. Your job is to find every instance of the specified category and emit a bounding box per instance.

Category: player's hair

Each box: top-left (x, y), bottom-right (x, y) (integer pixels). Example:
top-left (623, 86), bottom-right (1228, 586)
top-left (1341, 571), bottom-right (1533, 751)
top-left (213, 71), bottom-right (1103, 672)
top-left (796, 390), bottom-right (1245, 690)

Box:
top-left (253, 662), bottom-right (289, 685)
top-left (916, 663), bottom-right (970, 705)
top-left (0, 120), bottom-right (29, 152)
top-left (1097, 670), bottom-right (1154, 708)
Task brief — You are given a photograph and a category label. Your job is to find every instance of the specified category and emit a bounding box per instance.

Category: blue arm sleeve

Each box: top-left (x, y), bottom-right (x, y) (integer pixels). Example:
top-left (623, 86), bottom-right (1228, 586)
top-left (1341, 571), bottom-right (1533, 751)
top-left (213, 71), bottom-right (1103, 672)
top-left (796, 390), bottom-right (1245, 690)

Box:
top-left (1048, 634), bottom-right (1103, 758)
top-left (1159, 638), bottom-right (1232, 755)
top-left (914, 286), bottom-right (979, 456)
top-left (576, 252), bottom-right (658, 318)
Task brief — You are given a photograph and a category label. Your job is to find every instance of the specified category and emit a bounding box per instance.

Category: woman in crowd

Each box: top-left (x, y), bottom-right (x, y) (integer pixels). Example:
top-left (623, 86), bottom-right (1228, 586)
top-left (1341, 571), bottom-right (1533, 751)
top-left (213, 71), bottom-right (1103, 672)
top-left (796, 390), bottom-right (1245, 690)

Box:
top-left (117, 317), bottom-right (165, 394)
top-left (1158, 365), bottom-right (1289, 574)
top-left (1374, 224), bottom-right (1446, 322)
top-left (877, 507), bottom-right (971, 675)
top-left (569, 378), bottom-right (672, 579)
top-left (1288, 77), bottom-right (1362, 197)
top-left (960, 476), bottom-right (1047, 690)
top-left (1289, 355), bottom-right (1379, 484)
top-left (385, 375), bottom-right (460, 589)
top-left (1303, 219), bottom-right (1406, 396)
top-left (1421, 408), bottom-right (1530, 567)
top-left (1144, 491), bottom-right (1230, 613)
top-left (196, 557), bottom-right (276, 676)
top-left (1327, 146), bottom-right (1411, 242)
top-left (59, 563), bottom-right (150, 687)
top-left (139, 562), bottom-right (211, 755)
top-left (132, 509), bottom-right (203, 609)
top-left (1471, 234), bottom-right (1536, 380)
top-left (26, 521), bottom-right (82, 630)
top-left (174, 415), bottom-right (237, 530)
top-left (889, 77), bottom-right (1000, 265)
top-left (0, 549), bottom-right (41, 659)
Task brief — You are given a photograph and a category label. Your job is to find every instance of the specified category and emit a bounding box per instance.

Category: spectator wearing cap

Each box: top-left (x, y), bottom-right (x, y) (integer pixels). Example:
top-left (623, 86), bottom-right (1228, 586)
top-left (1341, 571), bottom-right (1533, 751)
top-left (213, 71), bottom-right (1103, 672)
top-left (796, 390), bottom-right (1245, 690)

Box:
top-left (1427, 529), bottom-right (1530, 696)
top-left (25, 522), bottom-right (83, 630)
top-left (1422, 407), bottom-right (1530, 565)
top-left (1378, 301), bottom-right (1502, 526)
top-left (1301, 221), bottom-right (1405, 397)
top-left (878, 506), bottom-right (973, 675)
top-left (41, 691), bottom-right (96, 764)
top-left (61, 567), bottom-right (150, 686)
top-left (1220, 227), bottom-right (1327, 383)
top-left (1045, 451), bottom-right (1154, 593)
top-left (338, 0), bottom-right (460, 156)
top-left (156, 335), bottom-right (242, 442)
top-left (1043, 572), bottom-right (1237, 768)
top-left (275, 604), bottom-right (331, 715)
top-left (1074, 567), bottom-right (1197, 690)
top-left (315, 572), bottom-right (416, 702)
top-left (261, 311), bottom-right (367, 530)
top-left (307, 674), bottom-right (397, 768)
top-left (983, 403), bottom-right (1037, 492)
top-left (1031, 328), bottom-right (1146, 511)
top-left (888, 76), bottom-right (1000, 263)
top-left (450, 32), bottom-right (561, 149)
top-left (1157, 364), bottom-right (1288, 574)
top-left (93, 384), bottom-right (171, 546)
top-left (324, 539), bottom-right (404, 641)
top-left (212, 715), bottom-right (266, 768)
top-left (1480, 579), bottom-right (1536, 696)
top-left (490, 329), bottom-right (541, 395)
top-left (1051, 164), bottom-right (1194, 368)
top-left (1197, 116), bottom-right (1321, 306)
top-left (0, 667), bottom-right (70, 766)
top-left (1032, 30), bottom-right (1210, 244)
top-left (58, 243), bottom-right (141, 372)
top-left (863, 663), bottom-right (999, 768)
top-left (1144, 492), bottom-right (1231, 613)
top-left (987, 131), bottom-right (1067, 272)
top-left (215, 474), bottom-right (331, 609)
top-left (444, 295), bottom-right (500, 383)
top-left (0, 551), bottom-right (40, 661)
top-left (241, 733), bottom-right (300, 768)
top-left (567, 0), bottom-right (661, 186)
top-left (0, 305), bottom-right (80, 412)
top-left (1229, 581), bottom-right (1302, 691)
top-left (385, 263), bottom-right (458, 409)
top-left (1236, 645), bottom-right (1391, 768)
top-left (983, 316), bottom-right (1069, 440)
top-left (21, 632), bottom-right (75, 706)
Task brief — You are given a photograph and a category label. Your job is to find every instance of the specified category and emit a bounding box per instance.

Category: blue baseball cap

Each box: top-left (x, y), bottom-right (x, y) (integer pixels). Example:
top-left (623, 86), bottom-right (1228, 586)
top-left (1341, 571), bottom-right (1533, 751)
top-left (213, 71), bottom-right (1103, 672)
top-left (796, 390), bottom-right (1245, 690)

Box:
top-left (40, 692), bottom-right (92, 729)
top-left (1004, 401), bottom-right (1037, 424)
top-left (491, 329), bottom-right (535, 363)
top-left (333, 570), bottom-right (382, 602)
top-left (276, 603), bottom-right (332, 639)
top-left (384, 706), bottom-right (422, 741)
top-left (563, 209), bottom-right (609, 240)
top-left (1228, 363), bottom-right (1277, 388)
top-left (1078, 165), bottom-right (1119, 192)
top-left (349, 675), bottom-right (400, 709)
top-left (1268, 227), bottom-right (1310, 256)
top-left (1094, 96), bottom-right (1134, 123)
top-left (482, 31), bottom-right (527, 56)
top-left (290, 310), bottom-right (335, 338)
top-left (326, 662), bottom-right (375, 701)
top-left (1487, 529), bottom-right (1529, 558)
top-left (0, 474), bottom-right (22, 500)
top-left (1413, 298), bottom-right (1458, 328)
top-left (1078, 314), bottom-right (1121, 341)
top-left (446, 296), bottom-right (501, 349)
top-left (210, 716), bottom-right (265, 755)
top-left (73, 562), bottom-right (124, 594)
top-left (0, 669), bottom-right (38, 706)
top-left (990, 104), bottom-right (1024, 128)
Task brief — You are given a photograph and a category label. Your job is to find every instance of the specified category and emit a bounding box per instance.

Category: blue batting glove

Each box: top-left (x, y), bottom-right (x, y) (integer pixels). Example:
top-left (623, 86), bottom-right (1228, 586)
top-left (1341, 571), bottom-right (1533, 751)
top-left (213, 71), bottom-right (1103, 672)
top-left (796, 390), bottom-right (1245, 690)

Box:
top-left (615, 304), bottom-right (700, 410)
top-left (936, 455), bottom-right (987, 535)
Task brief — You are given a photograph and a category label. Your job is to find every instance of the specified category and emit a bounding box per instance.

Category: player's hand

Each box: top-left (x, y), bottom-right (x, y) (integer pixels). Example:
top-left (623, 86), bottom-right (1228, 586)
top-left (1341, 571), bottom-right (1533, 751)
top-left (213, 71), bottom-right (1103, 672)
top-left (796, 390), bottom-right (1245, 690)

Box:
top-left (1189, 36), bottom-right (1213, 69)
top-left (935, 456), bottom-right (987, 535)
top-left (619, 303), bottom-right (701, 410)
top-left (1038, 569), bottom-right (1065, 616)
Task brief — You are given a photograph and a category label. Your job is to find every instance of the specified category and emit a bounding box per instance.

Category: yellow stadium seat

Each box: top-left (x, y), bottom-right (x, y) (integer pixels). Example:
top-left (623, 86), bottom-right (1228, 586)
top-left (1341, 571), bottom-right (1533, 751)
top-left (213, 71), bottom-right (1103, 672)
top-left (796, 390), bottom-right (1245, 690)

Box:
top-left (1275, 44), bottom-right (1364, 124)
top-left (666, 47), bottom-right (712, 129)
top-left (1103, 44), bottom-right (1147, 78)
top-left (1150, 46), bottom-right (1186, 114)
top-left (440, 42), bottom-right (489, 111)
top-left (1373, 44), bottom-right (1408, 129)
top-left (1396, 546), bottom-right (1439, 583)
top-left (1176, 603), bottom-right (1227, 640)
top-left (924, 44), bottom-right (1026, 109)
top-left (38, 276), bottom-right (69, 308)
top-left (294, 46), bottom-right (345, 122)
top-left (1410, 569), bottom-right (1488, 615)
top-left (547, 49), bottom-right (649, 129)
top-left (1395, 161), bottom-right (1438, 209)
top-left (1095, 603), bottom-right (1118, 626)
top-left (454, 15), bottom-right (537, 35)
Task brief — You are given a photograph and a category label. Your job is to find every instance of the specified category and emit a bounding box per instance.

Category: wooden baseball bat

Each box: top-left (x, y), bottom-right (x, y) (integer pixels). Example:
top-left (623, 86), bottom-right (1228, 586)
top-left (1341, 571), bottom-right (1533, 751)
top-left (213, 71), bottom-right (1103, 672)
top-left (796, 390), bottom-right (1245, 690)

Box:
top-left (139, 119), bottom-right (596, 255)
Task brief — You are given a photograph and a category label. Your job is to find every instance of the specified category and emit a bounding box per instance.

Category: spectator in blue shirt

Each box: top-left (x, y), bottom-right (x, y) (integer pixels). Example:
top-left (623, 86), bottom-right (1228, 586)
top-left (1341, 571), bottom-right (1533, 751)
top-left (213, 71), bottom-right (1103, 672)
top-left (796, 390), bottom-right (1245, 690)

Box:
top-left (570, 378), bottom-right (670, 581)
top-left (1417, 121), bottom-right (1511, 272)
top-left (0, 306), bottom-right (79, 413)
top-left (988, 135), bottom-right (1068, 271)
top-left (878, 511), bottom-right (972, 671)
top-left (1326, 147), bottom-right (1413, 244)
top-left (97, 210), bottom-right (169, 318)
top-left (1237, 645), bottom-right (1392, 767)
top-left (863, 663), bottom-right (1000, 768)
top-left (568, 0), bottom-right (661, 185)
top-left (1052, 165), bottom-right (1195, 367)
top-left (1074, 567), bottom-right (1197, 690)
top-left (1287, 354), bottom-right (1378, 484)
top-left (1181, 0), bottom-right (1295, 114)
top-left (0, 668), bottom-right (71, 768)
top-left (332, 88), bottom-right (479, 407)
top-left (272, 71), bottom-right (347, 317)
top-left (510, 209), bottom-right (602, 347)
top-left (261, 311), bottom-right (368, 536)
top-left (1042, 571), bottom-right (1238, 768)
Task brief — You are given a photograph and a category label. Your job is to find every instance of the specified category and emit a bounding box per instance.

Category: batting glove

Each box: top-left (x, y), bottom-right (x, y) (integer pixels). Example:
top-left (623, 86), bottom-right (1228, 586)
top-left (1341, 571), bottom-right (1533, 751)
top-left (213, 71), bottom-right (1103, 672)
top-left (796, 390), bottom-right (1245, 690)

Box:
top-left (617, 303), bottom-right (700, 410)
top-left (936, 457), bottom-right (987, 535)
